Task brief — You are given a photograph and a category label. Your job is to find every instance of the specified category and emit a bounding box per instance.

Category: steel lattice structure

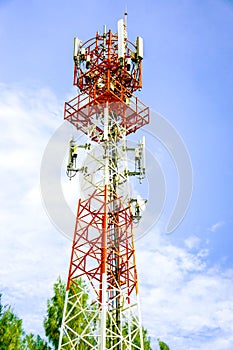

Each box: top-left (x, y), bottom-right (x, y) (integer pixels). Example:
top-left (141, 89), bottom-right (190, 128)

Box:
top-left (58, 16), bottom-right (150, 350)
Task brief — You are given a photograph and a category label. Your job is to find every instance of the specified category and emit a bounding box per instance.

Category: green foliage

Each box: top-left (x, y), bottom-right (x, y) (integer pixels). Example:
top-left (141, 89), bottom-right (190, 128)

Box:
top-left (158, 338), bottom-right (170, 350)
top-left (21, 333), bottom-right (51, 350)
top-left (141, 326), bottom-right (152, 350)
top-left (43, 277), bottom-right (66, 349)
top-left (121, 316), bottom-right (152, 349)
top-left (0, 294), bottom-right (23, 350)
top-left (1, 279), bottom-right (169, 350)
top-left (0, 293), bottom-right (50, 350)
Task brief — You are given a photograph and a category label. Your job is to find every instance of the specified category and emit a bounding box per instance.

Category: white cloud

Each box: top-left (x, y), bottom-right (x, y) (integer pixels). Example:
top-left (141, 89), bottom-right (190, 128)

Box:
top-left (0, 83), bottom-right (72, 335)
top-left (208, 221), bottom-right (225, 232)
top-left (184, 235), bottom-right (200, 250)
top-left (137, 231), bottom-right (233, 350)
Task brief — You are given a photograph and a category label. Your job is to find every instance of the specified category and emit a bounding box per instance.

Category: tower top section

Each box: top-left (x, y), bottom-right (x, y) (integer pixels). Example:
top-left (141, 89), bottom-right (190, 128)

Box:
top-left (64, 18), bottom-right (149, 140)
top-left (73, 18), bottom-right (143, 101)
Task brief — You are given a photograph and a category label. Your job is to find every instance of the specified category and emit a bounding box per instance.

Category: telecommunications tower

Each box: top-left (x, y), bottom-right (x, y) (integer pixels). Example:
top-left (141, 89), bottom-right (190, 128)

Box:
top-left (58, 16), bottom-right (150, 349)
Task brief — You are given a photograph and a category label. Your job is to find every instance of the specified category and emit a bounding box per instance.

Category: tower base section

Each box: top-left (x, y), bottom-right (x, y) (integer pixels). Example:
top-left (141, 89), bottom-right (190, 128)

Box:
top-left (58, 278), bottom-right (144, 350)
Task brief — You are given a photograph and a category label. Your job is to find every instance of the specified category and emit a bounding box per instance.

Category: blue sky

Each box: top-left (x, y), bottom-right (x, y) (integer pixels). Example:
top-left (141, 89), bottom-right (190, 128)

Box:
top-left (0, 0), bottom-right (233, 349)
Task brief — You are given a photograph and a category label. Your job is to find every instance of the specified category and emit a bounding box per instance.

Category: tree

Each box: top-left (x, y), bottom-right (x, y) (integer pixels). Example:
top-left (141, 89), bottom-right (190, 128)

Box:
top-left (0, 294), bottom-right (23, 350)
top-left (21, 333), bottom-right (51, 350)
top-left (138, 325), bottom-right (152, 350)
top-left (158, 338), bottom-right (170, 350)
top-left (0, 286), bottom-right (170, 350)
top-left (0, 293), bottom-right (51, 350)
top-left (43, 277), bottom-right (66, 349)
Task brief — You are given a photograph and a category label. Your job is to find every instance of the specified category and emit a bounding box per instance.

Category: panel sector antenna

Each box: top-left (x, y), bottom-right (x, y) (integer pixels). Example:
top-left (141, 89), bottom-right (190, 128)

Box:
top-left (59, 17), bottom-right (150, 349)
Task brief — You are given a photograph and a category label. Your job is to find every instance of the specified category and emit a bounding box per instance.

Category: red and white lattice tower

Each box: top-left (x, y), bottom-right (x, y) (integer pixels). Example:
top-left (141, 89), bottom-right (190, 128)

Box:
top-left (58, 16), bottom-right (150, 349)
